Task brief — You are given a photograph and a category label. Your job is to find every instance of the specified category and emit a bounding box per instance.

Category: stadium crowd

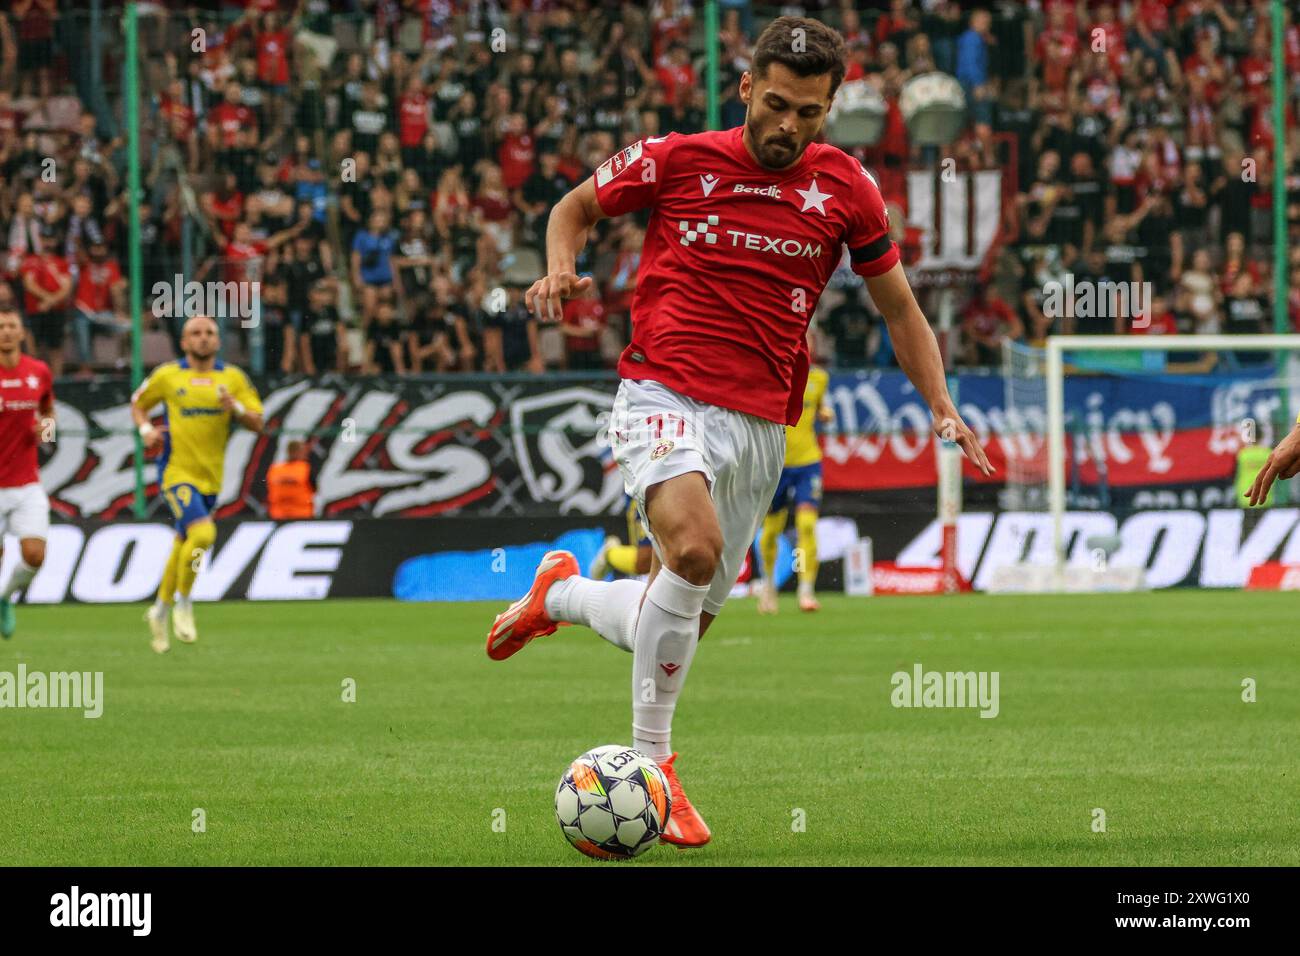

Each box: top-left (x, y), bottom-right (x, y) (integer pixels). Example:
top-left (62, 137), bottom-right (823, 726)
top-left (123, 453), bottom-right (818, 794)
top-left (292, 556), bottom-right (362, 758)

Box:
top-left (0, 0), bottom-right (1298, 379)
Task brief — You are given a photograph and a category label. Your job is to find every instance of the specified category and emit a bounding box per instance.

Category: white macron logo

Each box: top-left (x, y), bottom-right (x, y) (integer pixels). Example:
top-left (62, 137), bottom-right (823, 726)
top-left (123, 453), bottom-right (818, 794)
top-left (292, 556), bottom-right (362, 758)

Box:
top-left (699, 173), bottom-right (719, 197)
top-left (50, 886), bottom-right (151, 936)
top-left (679, 214), bottom-right (719, 245)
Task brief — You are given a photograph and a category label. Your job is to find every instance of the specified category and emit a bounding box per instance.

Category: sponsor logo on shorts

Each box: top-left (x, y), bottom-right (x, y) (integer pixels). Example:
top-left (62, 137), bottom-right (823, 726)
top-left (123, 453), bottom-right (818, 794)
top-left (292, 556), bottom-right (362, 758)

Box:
top-left (650, 439), bottom-right (674, 461)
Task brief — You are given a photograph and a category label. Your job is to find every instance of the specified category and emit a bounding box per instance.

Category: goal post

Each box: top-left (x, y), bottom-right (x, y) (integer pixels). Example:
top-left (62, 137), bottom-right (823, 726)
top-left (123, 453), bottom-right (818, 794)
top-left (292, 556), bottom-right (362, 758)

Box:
top-left (1043, 334), bottom-right (1300, 582)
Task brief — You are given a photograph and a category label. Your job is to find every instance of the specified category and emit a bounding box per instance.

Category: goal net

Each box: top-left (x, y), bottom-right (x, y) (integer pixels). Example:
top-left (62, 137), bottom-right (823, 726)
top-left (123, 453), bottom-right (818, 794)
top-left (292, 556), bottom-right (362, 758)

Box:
top-left (993, 334), bottom-right (1300, 593)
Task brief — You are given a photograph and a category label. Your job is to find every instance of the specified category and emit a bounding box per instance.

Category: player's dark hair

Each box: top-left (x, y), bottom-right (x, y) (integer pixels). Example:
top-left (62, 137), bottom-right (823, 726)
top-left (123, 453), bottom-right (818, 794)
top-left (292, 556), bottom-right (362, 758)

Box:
top-left (752, 16), bottom-right (847, 99)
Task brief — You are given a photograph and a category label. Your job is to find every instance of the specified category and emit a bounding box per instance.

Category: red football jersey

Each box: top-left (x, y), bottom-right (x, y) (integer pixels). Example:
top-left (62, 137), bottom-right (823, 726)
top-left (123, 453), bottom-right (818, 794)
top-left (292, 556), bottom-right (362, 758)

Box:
top-left (593, 126), bottom-right (899, 425)
top-left (0, 354), bottom-right (53, 487)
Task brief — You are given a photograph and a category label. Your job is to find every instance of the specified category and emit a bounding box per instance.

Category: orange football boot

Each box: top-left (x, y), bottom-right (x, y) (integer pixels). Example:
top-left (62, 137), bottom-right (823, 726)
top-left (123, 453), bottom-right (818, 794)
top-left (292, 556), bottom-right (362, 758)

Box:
top-left (485, 550), bottom-right (579, 661)
top-left (657, 753), bottom-right (711, 847)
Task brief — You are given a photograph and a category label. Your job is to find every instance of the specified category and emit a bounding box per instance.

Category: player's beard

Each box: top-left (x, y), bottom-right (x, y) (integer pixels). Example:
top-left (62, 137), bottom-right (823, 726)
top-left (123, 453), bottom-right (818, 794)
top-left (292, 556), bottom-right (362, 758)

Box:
top-left (745, 111), bottom-right (803, 170)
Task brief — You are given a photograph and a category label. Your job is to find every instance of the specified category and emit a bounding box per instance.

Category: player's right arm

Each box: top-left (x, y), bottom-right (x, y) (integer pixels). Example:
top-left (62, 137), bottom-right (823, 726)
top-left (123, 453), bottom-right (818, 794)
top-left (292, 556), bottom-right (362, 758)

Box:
top-left (526, 177), bottom-right (604, 323)
top-left (131, 368), bottom-right (167, 452)
top-left (528, 136), bottom-right (671, 324)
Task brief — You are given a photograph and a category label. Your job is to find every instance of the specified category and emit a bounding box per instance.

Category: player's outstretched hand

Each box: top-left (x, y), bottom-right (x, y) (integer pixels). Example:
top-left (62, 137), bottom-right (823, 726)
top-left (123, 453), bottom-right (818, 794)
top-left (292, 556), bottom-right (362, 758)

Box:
top-left (1247, 424), bottom-right (1300, 506)
top-left (934, 412), bottom-right (995, 476)
top-left (139, 422), bottom-right (166, 452)
top-left (525, 272), bottom-right (592, 324)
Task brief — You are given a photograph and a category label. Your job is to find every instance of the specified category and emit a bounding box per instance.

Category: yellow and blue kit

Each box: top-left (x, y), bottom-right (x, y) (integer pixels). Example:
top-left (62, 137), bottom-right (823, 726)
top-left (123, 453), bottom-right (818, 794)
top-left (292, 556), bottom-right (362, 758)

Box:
top-left (132, 358), bottom-right (263, 532)
top-left (770, 366), bottom-right (829, 513)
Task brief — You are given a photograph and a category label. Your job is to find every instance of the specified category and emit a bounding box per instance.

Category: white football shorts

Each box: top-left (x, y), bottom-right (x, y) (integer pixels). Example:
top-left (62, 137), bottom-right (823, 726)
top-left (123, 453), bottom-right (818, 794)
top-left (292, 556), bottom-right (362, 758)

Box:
top-left (608, 378), bottom-right (785, 615)
top-left (0, 482), bottom-right (50, 541)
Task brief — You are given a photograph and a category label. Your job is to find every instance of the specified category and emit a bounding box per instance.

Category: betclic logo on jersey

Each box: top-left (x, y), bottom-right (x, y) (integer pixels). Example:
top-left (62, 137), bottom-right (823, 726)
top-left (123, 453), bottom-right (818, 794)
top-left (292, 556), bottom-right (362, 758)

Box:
top-left (595, 141), bottom-right (646, 188)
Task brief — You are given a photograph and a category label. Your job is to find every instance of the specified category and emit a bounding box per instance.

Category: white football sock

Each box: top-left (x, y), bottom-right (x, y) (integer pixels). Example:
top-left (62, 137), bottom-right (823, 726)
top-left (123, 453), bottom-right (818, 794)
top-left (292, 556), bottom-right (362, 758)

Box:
top-left (545, 576), bottom-right (644, 652)
top-left (631, 566), bottom-right (709, 761)
top-left (1, 560), bottom-right (37, 600)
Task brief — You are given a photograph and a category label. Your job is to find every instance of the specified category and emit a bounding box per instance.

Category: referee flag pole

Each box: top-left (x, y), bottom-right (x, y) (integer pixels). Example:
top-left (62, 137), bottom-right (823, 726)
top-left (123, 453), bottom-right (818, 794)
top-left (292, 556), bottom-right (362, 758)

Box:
top-left (125, 3), bottom-right (146, 517)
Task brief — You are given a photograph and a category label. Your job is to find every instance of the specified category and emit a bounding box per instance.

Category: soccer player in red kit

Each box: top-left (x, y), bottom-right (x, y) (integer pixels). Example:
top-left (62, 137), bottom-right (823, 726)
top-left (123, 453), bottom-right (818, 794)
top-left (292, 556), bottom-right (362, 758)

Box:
top-left (0, 307), bottom-right (55, 638)
top-left (484, 17), bottom-right (993, 847)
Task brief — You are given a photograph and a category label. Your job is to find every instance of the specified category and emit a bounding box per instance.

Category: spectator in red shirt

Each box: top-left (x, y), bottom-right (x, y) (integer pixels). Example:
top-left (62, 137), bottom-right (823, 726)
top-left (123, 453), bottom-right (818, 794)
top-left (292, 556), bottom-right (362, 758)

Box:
top-left (72, 238), bottom-right (127, 372)
top-left (1238, 31), bottom-right (1272, 106)
top-left (960, 284), bottom-right (1023, 366)
top-left (20, 227), bottom-right (73, 378)
top-left (561, 282), bottom-right (607, 371)
top-left (208, 81), bottom-right (258, 157)
top-left (397, 76), bottom-right (431, 169)
top-left (254, 12), bottom-right (292, 90)
top-left (875, 0), bottom-right (919, 54)
top-left (202, 171), bottom-right (245, 243)
top-left (1035, 7), bottom-right (1079, 92)
top-left (497, 113), bottom-right (536, 192)
top-left (654, 43), bottom-right (696, 108)
top-left (1131, 293), bottom-right (1179, 336)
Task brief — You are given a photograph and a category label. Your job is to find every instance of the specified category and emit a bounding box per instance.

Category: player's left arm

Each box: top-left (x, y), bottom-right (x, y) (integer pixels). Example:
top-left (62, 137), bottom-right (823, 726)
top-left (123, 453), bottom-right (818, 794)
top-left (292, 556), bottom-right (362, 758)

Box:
top-left (865, 264), bottom-right (993, 475)
top-left (220, 370), bottom-right (265, 433)
top-left (1247, 419), bottom-right (1300, 506)
top-left (846, 161), bottom-right (992, 474)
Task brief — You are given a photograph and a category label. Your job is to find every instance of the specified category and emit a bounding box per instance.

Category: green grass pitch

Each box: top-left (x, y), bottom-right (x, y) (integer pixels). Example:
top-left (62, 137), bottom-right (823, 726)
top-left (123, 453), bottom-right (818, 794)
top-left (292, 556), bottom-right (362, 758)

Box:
top-left (2, 591), bottom-right (1297, 866)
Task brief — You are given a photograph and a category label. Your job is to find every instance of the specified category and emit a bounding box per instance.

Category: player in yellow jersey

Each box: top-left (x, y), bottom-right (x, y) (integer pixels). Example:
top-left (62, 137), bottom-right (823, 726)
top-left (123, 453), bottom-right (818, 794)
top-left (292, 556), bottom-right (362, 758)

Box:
top-left (131, 316), bottom-right (263, 652)
top-left (589, 494), bottom-right (654, 580)
top-left (756, 332), bottom-right (833, 614)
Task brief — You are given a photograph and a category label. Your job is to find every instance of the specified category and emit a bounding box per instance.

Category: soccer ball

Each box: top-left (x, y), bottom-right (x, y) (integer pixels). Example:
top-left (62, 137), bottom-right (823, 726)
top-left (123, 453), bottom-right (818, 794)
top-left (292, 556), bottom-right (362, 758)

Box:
top-left (555, 745), bottom-right (672, 860)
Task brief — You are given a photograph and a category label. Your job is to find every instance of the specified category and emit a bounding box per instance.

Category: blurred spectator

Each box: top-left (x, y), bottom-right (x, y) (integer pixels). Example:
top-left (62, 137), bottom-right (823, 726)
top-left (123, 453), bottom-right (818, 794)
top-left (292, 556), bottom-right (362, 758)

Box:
top-left (72, 237), bottom-right (127, 374)
top-left (561, 282), bottom-right (606, 371)
top-left (266, 439), bottom-right (315, 520)
top-left (300, 280), bottom-right (344, 376)
top-left (20, 226), bottom-right (72, 377)
top-left (482, 284), bottom-right (542, 374)
top-left (364, 292), bottom-right (406, 375)
top-left (351, 210), bottom-right (398, 323)
top-left (960, 285), bottom-right (1023, 364)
